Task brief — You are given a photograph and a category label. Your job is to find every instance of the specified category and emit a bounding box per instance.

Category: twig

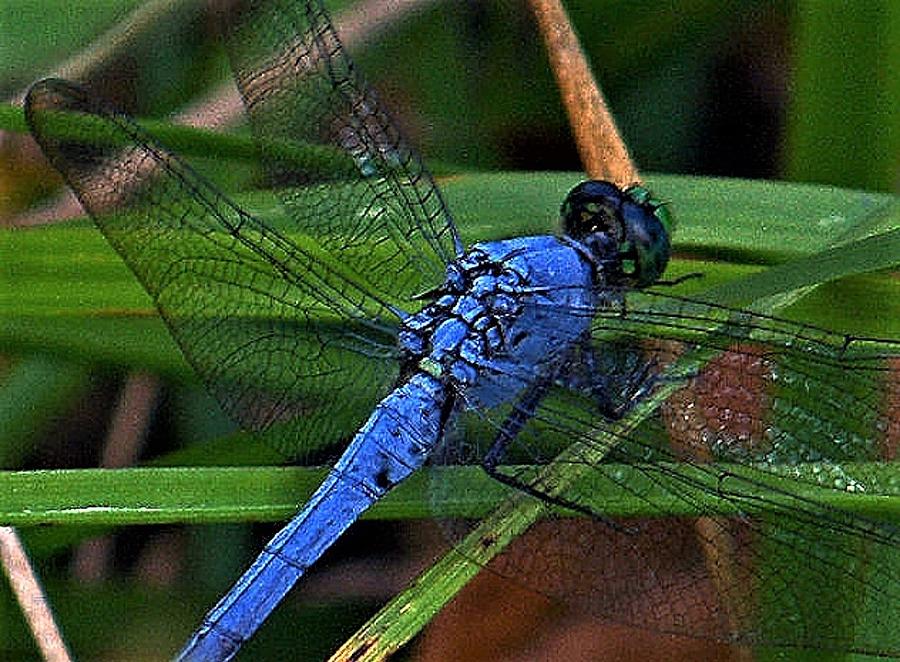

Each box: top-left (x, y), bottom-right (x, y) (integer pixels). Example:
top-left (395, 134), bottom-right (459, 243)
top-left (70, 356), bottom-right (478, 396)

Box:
top-left (73, 373), bottom-right (160, 582)
top-left (179, 0), bottom-right (441, 129)
top-left (0, 527), bottom-right (73, 662)
top-left (527, 6), bottom-right (752, 659)
top-left (527, 0), bottom-right (640, 186)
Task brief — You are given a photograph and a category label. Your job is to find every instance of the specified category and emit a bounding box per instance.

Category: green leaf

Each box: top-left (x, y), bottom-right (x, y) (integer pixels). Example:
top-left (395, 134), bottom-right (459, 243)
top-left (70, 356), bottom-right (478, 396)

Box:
top-left (0, 101), bottom-right (358, 177)
top-left (2, 462), bottom-right (896, 527)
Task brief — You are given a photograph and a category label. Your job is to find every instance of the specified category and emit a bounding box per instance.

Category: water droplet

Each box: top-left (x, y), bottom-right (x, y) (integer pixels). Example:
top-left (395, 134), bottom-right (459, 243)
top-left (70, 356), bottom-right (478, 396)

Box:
top-left (817, 213), bottom-right (846, 229)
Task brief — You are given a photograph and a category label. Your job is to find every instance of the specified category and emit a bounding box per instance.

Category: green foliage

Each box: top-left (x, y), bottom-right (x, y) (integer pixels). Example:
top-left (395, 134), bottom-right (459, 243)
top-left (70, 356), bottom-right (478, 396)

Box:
top-left (786, 1), bottom-right (900, 190)
top-left (0, 0), bottom-right (142, 91)
top-left (0, 356), bottom-right (91, 468)
top-left (3, 175), bottom-right (897, 379)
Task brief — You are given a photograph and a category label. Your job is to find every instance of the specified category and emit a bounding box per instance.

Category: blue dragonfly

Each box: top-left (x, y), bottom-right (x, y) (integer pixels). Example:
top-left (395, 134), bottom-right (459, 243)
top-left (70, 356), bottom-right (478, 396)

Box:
top-left (23, 0), bottom-right (899, 659)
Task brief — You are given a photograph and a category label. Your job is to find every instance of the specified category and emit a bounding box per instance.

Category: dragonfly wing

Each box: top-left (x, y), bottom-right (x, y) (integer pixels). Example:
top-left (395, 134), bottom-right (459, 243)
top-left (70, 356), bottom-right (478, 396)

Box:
top-left (25, 78), bottom-right (402, 460)
top-left (222, 0), bottom-right (462, 302)
top-left (436, 290), bottom-right (899, 654)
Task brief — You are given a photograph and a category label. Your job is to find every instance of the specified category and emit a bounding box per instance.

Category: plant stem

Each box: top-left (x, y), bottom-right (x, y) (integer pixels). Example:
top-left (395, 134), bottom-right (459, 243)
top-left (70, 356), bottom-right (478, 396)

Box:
top-left (0, 527), bottom-right (72, 662)
top-left (527, 0), bottom-right (640, 186)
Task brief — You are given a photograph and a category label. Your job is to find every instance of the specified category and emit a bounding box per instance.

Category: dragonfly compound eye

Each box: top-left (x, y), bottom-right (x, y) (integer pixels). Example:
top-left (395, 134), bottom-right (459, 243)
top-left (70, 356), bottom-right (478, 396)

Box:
top-left (620, 187), bottom-right (672, 287)
top-left (561, 180), bottom-right (672, 288)
top-left (560, 180), bottom-right (627, 243)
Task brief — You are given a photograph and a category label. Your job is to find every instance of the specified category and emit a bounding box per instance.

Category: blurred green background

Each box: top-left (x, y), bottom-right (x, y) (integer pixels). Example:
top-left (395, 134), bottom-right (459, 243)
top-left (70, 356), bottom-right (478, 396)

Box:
top-left (0, 0), bottom-right (897, 660)
top-left (2, 0), bottom-right (897, 199)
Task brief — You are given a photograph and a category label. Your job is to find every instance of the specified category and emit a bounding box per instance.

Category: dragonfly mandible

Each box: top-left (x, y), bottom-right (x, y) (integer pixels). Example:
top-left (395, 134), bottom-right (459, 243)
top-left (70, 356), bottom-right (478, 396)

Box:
top-left (23, 0), bottom-right (899, 659)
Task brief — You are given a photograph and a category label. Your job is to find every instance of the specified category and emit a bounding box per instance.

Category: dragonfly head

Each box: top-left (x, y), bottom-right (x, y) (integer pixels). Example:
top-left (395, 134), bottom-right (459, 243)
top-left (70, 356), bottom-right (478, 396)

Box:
top-left (560, 180), bottom-right (672, 288)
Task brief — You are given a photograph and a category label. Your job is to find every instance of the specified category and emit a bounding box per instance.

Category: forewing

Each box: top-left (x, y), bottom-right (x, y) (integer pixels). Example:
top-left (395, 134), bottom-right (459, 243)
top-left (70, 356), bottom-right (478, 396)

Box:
top-left (436, 289), bottom-right (899, 654)
top-left (223, 0), bottom-right (462, 303)
top-left (25, 78), bottom-right (401, 460)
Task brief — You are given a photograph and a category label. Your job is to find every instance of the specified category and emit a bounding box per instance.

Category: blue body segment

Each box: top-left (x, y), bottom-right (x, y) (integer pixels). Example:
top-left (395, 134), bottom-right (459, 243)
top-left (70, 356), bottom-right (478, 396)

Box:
top-left (179, 372), bottom-right (446, 659)
top-left (403, 236), bottom-right (597, 407)
top-left (178, 235), bottom-right (600, 660)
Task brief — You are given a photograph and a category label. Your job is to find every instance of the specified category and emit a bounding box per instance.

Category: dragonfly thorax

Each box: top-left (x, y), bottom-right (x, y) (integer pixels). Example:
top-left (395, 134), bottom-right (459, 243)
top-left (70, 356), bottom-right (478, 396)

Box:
top-left (399, 246), bottom-right (524, 383)
top-left (399, 235), bottom-right (596, 409)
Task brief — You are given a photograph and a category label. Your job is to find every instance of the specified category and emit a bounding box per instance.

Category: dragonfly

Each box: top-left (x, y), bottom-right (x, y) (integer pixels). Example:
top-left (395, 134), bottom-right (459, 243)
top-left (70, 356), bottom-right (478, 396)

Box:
top-left (23, 0), bottom-right (898, 659)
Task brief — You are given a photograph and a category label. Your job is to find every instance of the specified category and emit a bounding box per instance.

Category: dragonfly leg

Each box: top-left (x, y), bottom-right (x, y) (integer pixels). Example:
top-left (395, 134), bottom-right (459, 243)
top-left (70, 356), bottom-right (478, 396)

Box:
top-left (481, 378), bottom-right (551, 472)
top-left (480, 378), bottom-right (627, 527)
top-left (580, 339), bottom-right (660, 421)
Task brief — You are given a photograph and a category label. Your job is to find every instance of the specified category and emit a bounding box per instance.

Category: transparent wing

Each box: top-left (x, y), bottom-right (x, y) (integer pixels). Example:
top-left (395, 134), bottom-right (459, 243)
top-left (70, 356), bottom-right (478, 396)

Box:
top-left (435, 289), bottom-right (899, 655)
top-left (222, 0), bottom-right (462, 302)
top-left (25, 78), bottom-right (403, 460)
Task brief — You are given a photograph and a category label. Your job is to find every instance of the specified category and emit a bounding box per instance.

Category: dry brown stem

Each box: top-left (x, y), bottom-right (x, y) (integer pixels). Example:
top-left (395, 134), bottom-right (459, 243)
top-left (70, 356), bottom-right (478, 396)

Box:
top-left (527, 0), bottom-right (640, 186)
top-left (0, 527), bottom-right (73, 662)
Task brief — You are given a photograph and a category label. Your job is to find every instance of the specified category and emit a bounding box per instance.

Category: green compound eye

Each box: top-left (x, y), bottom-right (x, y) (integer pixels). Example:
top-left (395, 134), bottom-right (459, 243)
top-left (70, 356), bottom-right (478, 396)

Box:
top-left (624, 184), bottom-right (651, 205)
top-left (624, 184), bottom-right (675, 236)
top-left (562, 180), bottom-right (672, 288)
